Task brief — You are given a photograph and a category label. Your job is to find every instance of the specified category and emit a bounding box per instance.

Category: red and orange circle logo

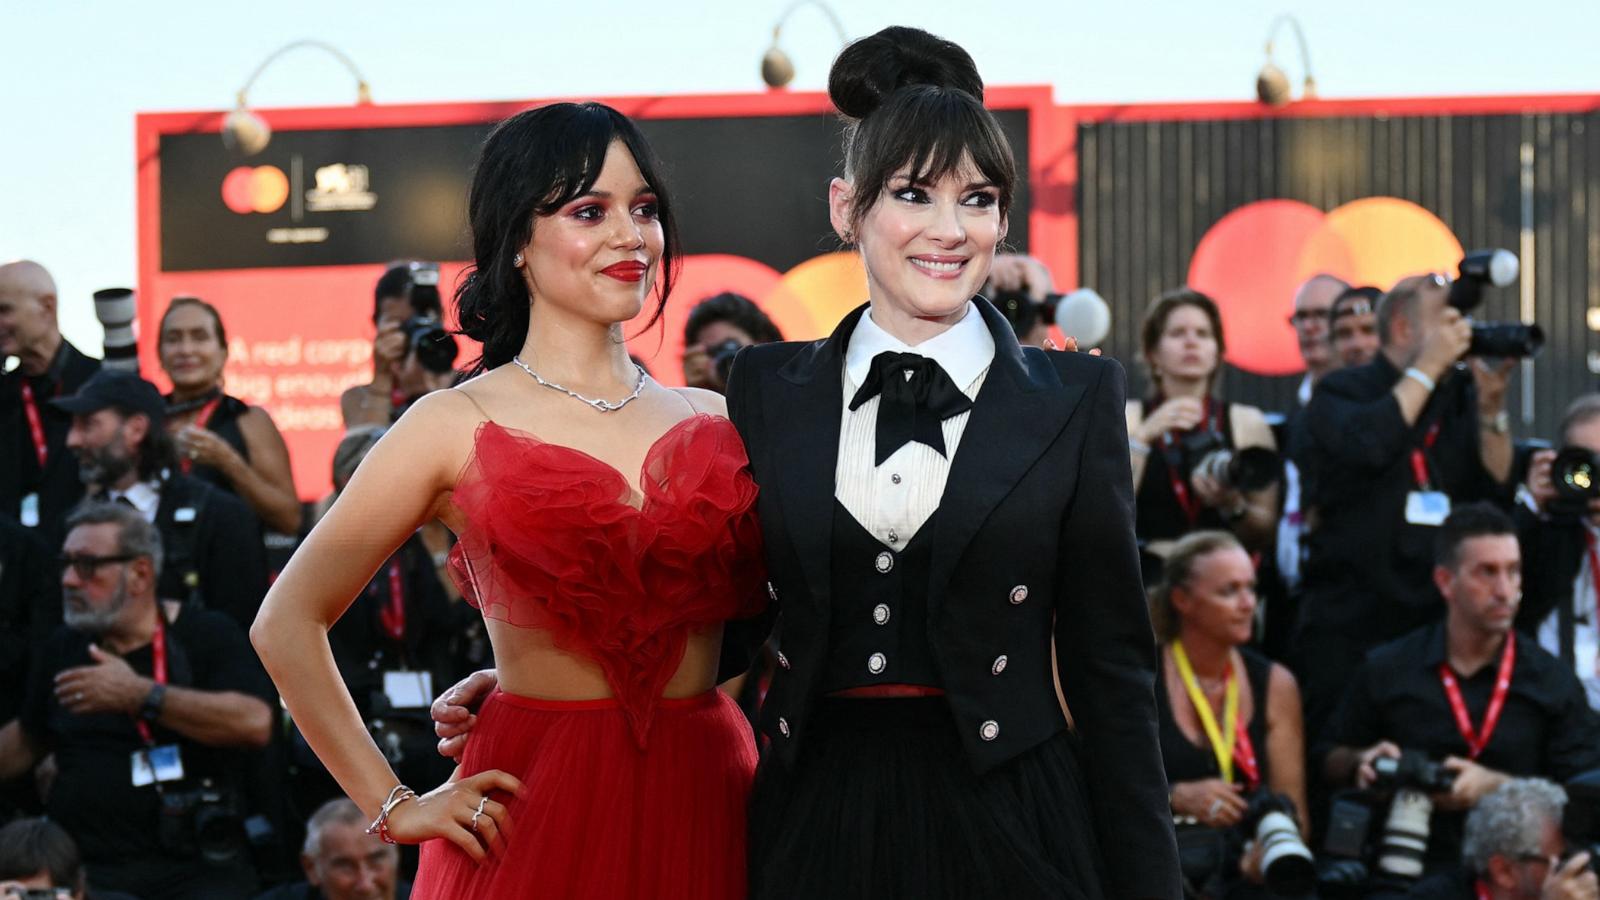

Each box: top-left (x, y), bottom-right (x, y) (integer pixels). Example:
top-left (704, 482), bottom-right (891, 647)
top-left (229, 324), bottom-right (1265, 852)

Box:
top-left (221, 166), bottom-right (289, 214)
top-left (1187, 197), bottom-right (1465, 375)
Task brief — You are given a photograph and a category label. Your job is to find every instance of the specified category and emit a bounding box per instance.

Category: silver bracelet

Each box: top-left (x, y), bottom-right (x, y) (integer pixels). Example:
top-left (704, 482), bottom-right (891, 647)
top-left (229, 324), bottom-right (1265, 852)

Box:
top-left (1403, 367), bottom-right (1437, 393)
top-left (1129, 437), bottom-right (1151, 457)
top-left (365, 784), bottom-right (417, 845)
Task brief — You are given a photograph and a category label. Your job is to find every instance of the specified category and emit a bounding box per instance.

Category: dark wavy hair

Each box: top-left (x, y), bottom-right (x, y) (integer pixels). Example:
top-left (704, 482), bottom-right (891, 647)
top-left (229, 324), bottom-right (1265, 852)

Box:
top-left (454, 103), bottom-right (681, 372)
top-left (828, 26), bottom-right (1017, 236)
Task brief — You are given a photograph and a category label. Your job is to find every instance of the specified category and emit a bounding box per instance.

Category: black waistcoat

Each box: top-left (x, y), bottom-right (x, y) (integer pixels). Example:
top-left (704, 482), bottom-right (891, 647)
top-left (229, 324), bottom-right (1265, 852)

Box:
top-left (822, 499), bottom-right (941, 690)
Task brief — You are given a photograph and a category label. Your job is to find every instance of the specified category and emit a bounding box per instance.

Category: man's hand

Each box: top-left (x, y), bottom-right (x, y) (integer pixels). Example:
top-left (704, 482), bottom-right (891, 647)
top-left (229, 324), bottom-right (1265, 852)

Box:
top-left (432, 669), bottom-right (499, 759)
top-left (1435, 756), bottom-right (1509, 812)
top-left (1354, 741), bottom-right (1402, 788)
top-left (986, 254), bottom-right (1055, 302)
top-left (1470, 356), bottom-right (1517, 415)
top-left (1543, 852), bottom-right (1599, 900)
top-left (54, 645), bottom-right (152, 716)
top-left (1415, 306), bottom-right (1473, 380)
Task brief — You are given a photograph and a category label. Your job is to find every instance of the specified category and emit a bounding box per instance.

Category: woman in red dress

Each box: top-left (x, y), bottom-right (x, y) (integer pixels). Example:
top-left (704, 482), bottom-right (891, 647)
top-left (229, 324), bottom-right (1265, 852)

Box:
top-left (250, 102), bottom-right (767, 899)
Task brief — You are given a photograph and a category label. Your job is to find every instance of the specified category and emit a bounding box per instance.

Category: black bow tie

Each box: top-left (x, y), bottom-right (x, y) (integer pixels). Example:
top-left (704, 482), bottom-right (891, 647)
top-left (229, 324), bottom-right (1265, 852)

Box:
top-left (849, 351), bottom-right (974, 465)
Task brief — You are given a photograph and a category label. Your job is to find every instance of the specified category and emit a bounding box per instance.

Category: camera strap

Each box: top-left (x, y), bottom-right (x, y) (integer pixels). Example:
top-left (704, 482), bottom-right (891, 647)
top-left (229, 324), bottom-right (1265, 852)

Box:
top-left (175, 396), bottom-right (223, 475)
top-left (1437, 635), bottom-right (1515, 760)
top-left (1172, 639), bottom-right (1257, 786)
top-left (1475, 879), bottom-right (1490, 900)
top-left (1159, 397), bottom-right (1221, 527)
top-left (1409, 421), bottom-right (1444, 490)
top-left (379, 555), bottom-right (406, 643)
top-left (134, 615), bottom-right (169, 746)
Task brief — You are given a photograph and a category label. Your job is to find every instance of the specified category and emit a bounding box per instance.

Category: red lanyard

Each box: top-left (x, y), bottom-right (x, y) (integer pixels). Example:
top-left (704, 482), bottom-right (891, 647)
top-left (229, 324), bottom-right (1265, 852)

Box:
top-left (175, 397), bottom-right (222, 475)
top-left (1475, 879), bottom-right (1491, 900)
top-left (378, 557), bottom-right (406, 643)
top-left (1409, 421), bottom-right (1443, 490)
top-left (134, 617), bottom-right (168, 746)
top-left (1438, 636), bottom-right (1516, 759)
top-left (1161, 398), bottom-right (1218, 526)
top-left (19, 381), bottom-right (49, 469)
top-left (1232, 699), bottom-right (1261, 789)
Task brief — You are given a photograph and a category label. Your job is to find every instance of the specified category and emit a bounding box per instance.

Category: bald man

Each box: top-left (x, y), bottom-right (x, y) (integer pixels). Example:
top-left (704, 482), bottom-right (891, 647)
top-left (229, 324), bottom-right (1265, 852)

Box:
top-left (1, 260), bottom-right (101, 545)
top-left (1290, 273), bottom-right (1350, 404)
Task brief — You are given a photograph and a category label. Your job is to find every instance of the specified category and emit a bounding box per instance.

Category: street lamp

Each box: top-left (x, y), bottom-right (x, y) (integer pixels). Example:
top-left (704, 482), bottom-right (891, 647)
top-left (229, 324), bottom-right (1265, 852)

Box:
top-left (223, 40), bottom-right (373, 155)
top-left (1256, 15), bottom-right (1317, 107)
top-left (760, 1), bottom-right (848, 89)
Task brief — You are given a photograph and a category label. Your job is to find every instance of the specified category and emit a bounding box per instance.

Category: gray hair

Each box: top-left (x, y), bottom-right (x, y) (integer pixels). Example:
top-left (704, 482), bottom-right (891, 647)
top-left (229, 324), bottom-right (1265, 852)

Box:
top-left (64, 500), bottom-right (163, 576)
top-left (303, 797), bottom-right (379, 858)
top-left (1462, 778), bottom-right (1567, 875)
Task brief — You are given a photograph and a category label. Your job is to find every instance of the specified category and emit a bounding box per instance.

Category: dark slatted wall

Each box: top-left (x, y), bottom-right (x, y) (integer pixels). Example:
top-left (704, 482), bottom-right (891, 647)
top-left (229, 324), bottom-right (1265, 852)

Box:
top-left (1076, 112), bottom-right (1600, 439)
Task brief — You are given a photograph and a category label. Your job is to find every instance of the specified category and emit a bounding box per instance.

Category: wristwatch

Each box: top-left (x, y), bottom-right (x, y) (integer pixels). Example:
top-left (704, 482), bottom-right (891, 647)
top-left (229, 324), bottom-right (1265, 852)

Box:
top-left (140, 682), bottom-right (167, 722)
top-left (1482, 410), bottom-right (1512, 435)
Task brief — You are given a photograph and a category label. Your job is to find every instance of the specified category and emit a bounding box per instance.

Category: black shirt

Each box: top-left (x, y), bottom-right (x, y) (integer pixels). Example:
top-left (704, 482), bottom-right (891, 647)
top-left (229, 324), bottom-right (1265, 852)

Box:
top-left (0, 339), bottom-right (101, 547)
top-left (1135, 396), bottom-right (1239, 545)
top-left (1323, 622), bottom-right (1600, 869)
top-left (18, 607), bottom-right (275, 866)
top-left (1157, 646), bottom-right (1274, 787)
top-left (1404, 867), bottom-right (1476, 899)
top-left (1303, 355), bottom-right (1503, 641)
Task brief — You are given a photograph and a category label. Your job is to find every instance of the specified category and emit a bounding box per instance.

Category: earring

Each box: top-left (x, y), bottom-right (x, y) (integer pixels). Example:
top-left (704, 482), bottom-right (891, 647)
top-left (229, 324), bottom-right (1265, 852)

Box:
top-left (512, 253), bottom-right (524, 267)
top-left (841, 230), bottom-right (854, 244)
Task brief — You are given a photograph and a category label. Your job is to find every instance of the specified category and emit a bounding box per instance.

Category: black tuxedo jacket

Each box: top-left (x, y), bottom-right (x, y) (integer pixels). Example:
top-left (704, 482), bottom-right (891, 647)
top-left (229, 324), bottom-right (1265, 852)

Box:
top-left (725, 299), bottom-right (1181, 899)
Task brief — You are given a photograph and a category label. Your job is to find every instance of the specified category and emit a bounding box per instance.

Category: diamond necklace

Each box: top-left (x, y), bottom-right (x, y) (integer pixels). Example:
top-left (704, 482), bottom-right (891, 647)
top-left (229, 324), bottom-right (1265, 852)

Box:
top-left (510, 355), bottom-right (648, 413)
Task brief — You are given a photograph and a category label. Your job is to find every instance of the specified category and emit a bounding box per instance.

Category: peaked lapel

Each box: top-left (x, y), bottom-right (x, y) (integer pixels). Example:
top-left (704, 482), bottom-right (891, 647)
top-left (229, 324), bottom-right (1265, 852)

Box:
top-left (761, 305), bottom-right (866, 609)
top-left (926, 299), bottom-right (1089, 614)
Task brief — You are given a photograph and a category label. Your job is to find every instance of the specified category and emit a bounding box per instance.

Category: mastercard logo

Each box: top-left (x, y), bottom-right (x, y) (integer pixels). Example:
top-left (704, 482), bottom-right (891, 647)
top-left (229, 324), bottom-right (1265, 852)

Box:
top-left (1187, 197), bottom-right (1465, 376)
top-left (222, 166), bottom-right (290, 215)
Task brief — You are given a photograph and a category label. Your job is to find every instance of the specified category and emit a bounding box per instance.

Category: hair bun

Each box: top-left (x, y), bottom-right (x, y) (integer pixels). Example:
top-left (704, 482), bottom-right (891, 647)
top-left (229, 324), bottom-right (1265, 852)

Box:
top-left (828, 26), bottom-right (984, 121)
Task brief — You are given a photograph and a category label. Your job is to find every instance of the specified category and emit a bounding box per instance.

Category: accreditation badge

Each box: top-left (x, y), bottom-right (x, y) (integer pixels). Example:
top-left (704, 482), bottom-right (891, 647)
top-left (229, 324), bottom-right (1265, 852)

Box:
top-left (1404, 490), bottom-right (1452, 527)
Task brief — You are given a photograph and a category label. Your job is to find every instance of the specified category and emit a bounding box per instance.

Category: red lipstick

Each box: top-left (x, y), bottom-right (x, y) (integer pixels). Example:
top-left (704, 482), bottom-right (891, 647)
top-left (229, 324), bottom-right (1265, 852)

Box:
top-left (601, 261), bottom-right (647, 283)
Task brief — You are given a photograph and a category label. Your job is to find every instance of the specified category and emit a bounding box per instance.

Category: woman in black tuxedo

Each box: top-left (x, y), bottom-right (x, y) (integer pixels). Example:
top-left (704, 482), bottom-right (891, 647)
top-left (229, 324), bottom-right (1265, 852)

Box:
top-left (725, 26), bottom-right (1180, 900)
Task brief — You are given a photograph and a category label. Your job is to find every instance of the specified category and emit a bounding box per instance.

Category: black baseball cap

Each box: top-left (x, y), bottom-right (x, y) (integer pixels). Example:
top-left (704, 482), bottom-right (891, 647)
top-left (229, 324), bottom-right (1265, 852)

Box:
top-left (49, 370), bottom-right (166, 425)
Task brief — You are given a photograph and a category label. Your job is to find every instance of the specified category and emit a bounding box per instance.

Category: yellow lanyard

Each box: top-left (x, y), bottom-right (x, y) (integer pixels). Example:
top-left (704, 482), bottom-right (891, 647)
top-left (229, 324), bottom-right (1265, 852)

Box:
top-left (1172, 639), bottom-right (1239, 783)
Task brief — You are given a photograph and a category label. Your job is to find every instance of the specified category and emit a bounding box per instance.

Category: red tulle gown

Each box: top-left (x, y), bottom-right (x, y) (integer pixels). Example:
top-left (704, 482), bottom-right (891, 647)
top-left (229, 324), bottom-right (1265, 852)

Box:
top-left (411, 414), bottom-right (767, 900)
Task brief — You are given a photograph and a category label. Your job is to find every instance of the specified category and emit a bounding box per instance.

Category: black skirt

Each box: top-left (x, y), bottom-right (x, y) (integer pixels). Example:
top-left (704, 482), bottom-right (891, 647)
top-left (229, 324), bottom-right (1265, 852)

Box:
top-left (749, 696), bottom-right (1107, 900)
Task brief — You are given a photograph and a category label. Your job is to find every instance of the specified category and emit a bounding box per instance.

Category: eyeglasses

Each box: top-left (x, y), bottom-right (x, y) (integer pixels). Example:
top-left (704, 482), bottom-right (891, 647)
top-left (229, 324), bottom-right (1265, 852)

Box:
top-left (59, 553), bottom-right (139, 579)
top-left (1288, 309), bottom-right (1331, 326)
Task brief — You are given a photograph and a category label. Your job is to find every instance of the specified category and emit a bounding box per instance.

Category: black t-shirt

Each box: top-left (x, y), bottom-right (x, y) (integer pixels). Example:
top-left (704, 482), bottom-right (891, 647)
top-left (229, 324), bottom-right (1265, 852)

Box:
top-left (1322, 622), bottom-right (1600, 869)
top-left (0, 340), bottom-right (100, 547)
top-left (18, 606), bottom-right (274, 865)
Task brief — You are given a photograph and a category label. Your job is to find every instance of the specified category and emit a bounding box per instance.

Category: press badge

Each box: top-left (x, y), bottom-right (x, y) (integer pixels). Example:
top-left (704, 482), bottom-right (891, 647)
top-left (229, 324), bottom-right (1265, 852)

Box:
top-left (173, 507), bottom-right (197, 523)
top-left (131, 745), bottom-right (185, 787)
top-left (1405, 491), bottom-right (1451, 527)
top-left (383, 671), bottom-right (433, 710)
top-left (19, 493), bottom-right (39, 528)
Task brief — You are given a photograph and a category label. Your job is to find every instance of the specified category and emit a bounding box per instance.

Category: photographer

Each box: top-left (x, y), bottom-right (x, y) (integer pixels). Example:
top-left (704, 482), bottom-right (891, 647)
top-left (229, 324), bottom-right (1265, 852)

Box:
top-left (0, 260), bottom-right (101, 549)
top-left (1517, 394), bottom-right (1600, 712)
top-left (254, 799), bottom-right (412, 900)
top-left (1406, 779), bottom-right (1597, 900)
top-left (339, 263), bottom-right (455, 429)
top-left (680, 292), bottom-right (782, 393)
top-left (0, 502), bottom-right (275, 899)
top-left (0, 817), bottom-right (138, 900)
top-left (1296, 274), bottom-right (1515, 733)
top-left (1321, 504), bottom-right (1600, 881)
top-left (55, 370), bottom-right (269, 633)
top-left (986, 253), bottom-right (1057, 347)
top-left (1127, 289), bottom-right (1280, 575)
top-left (1330, 286), bottom-right (1383, 371)
top-left (1151, 531), bottom-right (1311, 899)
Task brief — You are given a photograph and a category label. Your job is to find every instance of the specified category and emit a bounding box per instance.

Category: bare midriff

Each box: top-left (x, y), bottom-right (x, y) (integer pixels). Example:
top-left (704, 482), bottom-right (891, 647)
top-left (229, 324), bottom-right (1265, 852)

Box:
top-left (486, 618), bottom-right (727, 701)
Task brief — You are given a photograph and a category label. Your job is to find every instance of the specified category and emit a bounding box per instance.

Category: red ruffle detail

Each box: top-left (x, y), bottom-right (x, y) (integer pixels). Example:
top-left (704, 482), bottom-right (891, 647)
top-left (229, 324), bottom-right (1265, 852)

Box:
top-left (447, 415), bottom-right (767, 746)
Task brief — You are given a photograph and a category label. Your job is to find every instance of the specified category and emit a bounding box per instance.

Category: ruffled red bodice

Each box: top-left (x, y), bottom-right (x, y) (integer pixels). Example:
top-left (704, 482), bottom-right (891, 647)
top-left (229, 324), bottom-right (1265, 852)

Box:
top-left (447, 414), bottom-right (766, 745)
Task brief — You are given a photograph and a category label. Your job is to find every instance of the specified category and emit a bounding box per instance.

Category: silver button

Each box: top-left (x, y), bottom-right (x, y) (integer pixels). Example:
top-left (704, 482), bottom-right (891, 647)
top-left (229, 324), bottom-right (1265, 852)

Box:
top-left (867, 652), bottom-right (887, 675)
top-left (887, 530), bottom-right (899, 544)
top-left (875, 551), bottom-right (894, 574)
top-left (777, 651), bottom-right (790, 670)
top-left (767, 581), bottom-right (778, 602)
top-left (1009, 585), bottom-right (1029, 605)
top-left (991, 655), bottom-right (1008, 675)
top-left (778, 717), bottom-right (790, 737)
top-left (980, 719), bottom-right (1000, 741)
top-left (891, 473), bottom-right (902, 485)
top-left (872, 603), bottom-right (891, 625)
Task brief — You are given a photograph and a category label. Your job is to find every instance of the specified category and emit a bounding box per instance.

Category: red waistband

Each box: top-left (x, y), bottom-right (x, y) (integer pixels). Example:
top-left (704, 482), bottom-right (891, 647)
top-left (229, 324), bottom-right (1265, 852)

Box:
top-left (827, 684), bottom-right (947, 699)
top-left (488, 687), bottom-right (724, 712)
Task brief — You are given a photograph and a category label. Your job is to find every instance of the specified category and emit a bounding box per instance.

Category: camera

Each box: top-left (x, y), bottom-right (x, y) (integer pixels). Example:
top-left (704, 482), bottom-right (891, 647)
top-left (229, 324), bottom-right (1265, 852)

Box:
top-left (1370, 751), bottom-right (1456, 881)
top-left (1244, 792), bottom-right (1317, 897)
top-left (990, 287), bottom-right (1112, 348)
top-left (1176, 430), bottom-right (1283, 494)
top-left (157, 778), bottom-right (246, 864)
top-left (1371, 749), bottom-right (1457, 794)
top-left (1446, 249), bottom-right (1544, 358)
top-left (1550, 446), bottom-right (1600, 518)
top-left (705, 339), bottom-right (744, 389)
top-left (92, 287), bottom-right (140, 373)
top-left (398, 315), bottom-right (457, 374)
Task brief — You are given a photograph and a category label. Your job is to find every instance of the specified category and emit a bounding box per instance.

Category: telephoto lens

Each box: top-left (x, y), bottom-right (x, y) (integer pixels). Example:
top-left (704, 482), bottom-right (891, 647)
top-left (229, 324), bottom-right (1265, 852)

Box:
top-left (1377, 789), bottom-right (1433, 880)
top-left (93, 287), bottom-right (140, 373)
top-left (1245, 792), bottom-right (1317, 897)
top-left (1551, 447), bottom-right (1600, 518)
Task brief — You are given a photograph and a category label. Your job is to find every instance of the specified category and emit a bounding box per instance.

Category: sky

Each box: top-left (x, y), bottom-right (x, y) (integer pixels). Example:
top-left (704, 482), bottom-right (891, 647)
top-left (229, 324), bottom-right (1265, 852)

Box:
top-left (3, 0), bottom-right (1596, 354)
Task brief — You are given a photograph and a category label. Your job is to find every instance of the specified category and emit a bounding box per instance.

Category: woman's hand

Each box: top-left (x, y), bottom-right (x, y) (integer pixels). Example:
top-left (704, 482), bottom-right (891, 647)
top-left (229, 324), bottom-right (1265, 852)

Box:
top-left (1189, 469), bottom-right (1244, 512)
top-left (175, 424), bottom-right (244, 473)
top-left (1135, 397), bottom-right (1204, 445)
top-left (385, 769), bottom-right (524, 862)
top-left (1170, 778), bottom-right (1247, 828)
